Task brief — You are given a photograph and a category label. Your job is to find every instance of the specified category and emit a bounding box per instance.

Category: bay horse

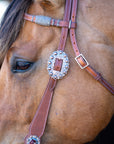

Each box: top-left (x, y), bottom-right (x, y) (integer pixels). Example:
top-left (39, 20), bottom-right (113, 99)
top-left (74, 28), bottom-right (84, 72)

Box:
top-left (0, 0), bottom-right (114, 144)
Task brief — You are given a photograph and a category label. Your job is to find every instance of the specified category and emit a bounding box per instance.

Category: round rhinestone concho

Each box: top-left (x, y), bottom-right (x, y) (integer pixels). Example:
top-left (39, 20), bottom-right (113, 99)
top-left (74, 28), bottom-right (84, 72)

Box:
top-left (47, 50), bottom-right (69, 79)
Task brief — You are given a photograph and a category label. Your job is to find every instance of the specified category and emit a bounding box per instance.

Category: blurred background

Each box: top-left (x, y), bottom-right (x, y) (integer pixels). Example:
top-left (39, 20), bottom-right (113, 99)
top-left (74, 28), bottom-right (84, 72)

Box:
top-left (0, 0), bottom-right (11, 23)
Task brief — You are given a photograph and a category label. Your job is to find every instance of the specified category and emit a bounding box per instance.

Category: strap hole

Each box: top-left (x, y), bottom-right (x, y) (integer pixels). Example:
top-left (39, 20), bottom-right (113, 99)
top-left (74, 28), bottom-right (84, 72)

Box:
top-left (74, 42), bottom-right (75, 44)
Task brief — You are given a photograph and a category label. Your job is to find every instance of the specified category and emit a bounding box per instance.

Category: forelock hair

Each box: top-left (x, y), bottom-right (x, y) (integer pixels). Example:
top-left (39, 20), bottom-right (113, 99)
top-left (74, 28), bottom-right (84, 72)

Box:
top-left (0, 0), bottom-right (33, 66)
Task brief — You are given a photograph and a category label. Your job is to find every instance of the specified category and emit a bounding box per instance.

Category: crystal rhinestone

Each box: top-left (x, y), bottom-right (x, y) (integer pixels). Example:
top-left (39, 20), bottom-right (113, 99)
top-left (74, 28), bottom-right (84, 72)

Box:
top-left (50, 56), bottom-right (54, 59)
top-left (65, 65), bottom-right (69, 69)
top-left (63, 71), bottom-right (67, 74)
top-left (47, 67), bottom-right (51, 70)
top-left (54, 52), bottom-right (58, 55)
top-left (48, 61), bottom-right (52, 65)
top-left (49, 72), bottom-right (53, 76)
top-left (65, 60), bottom-right (69, 63)
top-left (54, 75), bottom-right (57, 79)
top-left (59, 51), bottom-right (63, 54)
top-left (64, 55), bottom-right (67, 58)
top-left (59, 74), bottom-right (63, 79)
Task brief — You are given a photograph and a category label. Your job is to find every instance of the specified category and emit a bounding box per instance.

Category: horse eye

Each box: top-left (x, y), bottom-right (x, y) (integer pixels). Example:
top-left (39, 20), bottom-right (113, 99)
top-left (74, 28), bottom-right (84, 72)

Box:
top-left (11, 59), bottom-right (34, 73)
top-left (40, 0), bottom-right (53, 9)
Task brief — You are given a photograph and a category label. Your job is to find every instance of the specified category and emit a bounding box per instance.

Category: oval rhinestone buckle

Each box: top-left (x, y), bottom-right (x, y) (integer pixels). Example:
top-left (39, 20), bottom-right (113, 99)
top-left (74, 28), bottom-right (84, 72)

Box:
top-left (26, 135), bottom-right (40, 144)
top-left (47, 50), bottom-right (69, 79)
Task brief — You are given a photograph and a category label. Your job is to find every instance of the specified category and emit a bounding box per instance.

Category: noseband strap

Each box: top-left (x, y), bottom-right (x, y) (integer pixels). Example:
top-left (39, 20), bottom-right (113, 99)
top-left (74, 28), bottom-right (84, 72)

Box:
top-left (24, 0), bottom-right (114, 143)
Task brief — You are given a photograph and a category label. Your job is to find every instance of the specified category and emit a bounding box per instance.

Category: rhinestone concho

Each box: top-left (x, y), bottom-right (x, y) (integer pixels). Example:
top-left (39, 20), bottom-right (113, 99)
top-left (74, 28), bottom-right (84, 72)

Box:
top-left (27, 135), bottom-right (40, 144)
top-left (47, 50), bottom-right (69, 79)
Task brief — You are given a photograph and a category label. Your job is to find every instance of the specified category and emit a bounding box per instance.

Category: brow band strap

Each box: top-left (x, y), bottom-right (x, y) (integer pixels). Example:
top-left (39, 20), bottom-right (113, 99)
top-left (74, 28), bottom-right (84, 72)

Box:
top-left (24, 13), bottom-right (76, 28)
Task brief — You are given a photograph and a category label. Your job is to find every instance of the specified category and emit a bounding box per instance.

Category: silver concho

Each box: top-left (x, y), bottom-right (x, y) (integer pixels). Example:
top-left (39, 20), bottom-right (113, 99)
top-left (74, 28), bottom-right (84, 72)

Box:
top-left (27, 135), bottom-right (40, 144)
top-left (35, 15), bottom-right (51, 26)
top-left (47, 50), bottom-right (69, 79)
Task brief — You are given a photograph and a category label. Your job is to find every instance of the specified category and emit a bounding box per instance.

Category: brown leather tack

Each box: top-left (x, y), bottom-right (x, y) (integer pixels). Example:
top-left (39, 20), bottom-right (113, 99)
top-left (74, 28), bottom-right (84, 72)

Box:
top-left (24, 0), bottom-right (114, 143)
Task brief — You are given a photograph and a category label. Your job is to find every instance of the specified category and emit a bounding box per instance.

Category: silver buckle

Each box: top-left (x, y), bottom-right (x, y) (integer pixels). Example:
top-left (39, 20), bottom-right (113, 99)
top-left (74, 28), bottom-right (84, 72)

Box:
top-left (75, 54), bottom-right (89, 69)
top-left (69, 20), bottom-right (72, 29)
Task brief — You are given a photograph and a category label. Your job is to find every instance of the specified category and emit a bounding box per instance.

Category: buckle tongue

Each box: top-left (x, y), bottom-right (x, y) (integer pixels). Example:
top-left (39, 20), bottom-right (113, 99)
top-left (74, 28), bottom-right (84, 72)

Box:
top-left (75, 54), bottom-right (89, 69)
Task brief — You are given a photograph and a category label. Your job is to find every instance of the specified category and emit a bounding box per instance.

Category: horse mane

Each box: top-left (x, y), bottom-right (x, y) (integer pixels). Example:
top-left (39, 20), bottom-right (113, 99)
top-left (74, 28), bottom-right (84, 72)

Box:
top-left (0, 0), bottom-right (33, 67)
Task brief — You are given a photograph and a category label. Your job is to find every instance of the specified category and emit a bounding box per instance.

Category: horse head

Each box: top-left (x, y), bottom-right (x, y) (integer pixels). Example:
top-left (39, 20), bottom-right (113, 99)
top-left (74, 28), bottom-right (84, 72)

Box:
top-left (0, 0), bottom-right (114, 144)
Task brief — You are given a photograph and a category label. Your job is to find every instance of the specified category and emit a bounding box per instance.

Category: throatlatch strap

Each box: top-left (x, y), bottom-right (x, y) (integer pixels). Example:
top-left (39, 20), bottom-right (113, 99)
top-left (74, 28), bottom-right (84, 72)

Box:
top-left (70, 0), bottom-right (114, 94)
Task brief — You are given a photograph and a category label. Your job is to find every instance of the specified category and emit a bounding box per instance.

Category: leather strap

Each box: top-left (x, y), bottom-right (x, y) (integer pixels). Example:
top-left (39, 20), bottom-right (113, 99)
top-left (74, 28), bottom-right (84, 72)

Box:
top-left (70, 0), bottom-right (114, 95)
top-left (24, 1), bottom-right (114, 95)
top-left (25, 78), bottom-right (57, 140)
top-left (25, 0), bottom-right (72, 143)
top-left (24, 0), bottom-right (114, 143)
top-left (24, 13), bottom-right (76, 29)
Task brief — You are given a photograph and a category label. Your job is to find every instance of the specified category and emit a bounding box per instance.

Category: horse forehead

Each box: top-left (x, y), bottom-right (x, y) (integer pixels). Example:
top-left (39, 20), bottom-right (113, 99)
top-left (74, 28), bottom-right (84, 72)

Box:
top-left (79, 0), bottom-right (114, 20)
top-left (78, 0), bottom-right (114, 42)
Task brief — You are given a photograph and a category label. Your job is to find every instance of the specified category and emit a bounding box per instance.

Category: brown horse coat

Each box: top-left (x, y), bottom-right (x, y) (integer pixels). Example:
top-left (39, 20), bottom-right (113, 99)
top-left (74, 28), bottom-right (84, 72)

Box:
top-left (0, 0), bottom-right (114, 144)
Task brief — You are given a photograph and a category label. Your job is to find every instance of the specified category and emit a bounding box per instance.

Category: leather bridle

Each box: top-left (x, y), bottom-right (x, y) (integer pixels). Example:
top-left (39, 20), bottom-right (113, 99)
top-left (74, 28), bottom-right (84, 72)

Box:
top-left (24, 0), bottom-right (114, 143)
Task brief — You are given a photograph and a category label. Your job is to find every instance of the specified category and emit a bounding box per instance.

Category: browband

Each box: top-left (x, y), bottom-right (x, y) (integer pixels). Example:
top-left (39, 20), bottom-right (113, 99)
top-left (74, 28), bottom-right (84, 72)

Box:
top-left (24, 13), bottom-right (77, 29)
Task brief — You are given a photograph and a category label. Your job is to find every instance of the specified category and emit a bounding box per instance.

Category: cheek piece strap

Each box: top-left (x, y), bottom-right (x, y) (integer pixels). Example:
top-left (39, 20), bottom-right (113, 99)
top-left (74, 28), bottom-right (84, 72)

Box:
top-left (24, 0), bottom-right (114, 143)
